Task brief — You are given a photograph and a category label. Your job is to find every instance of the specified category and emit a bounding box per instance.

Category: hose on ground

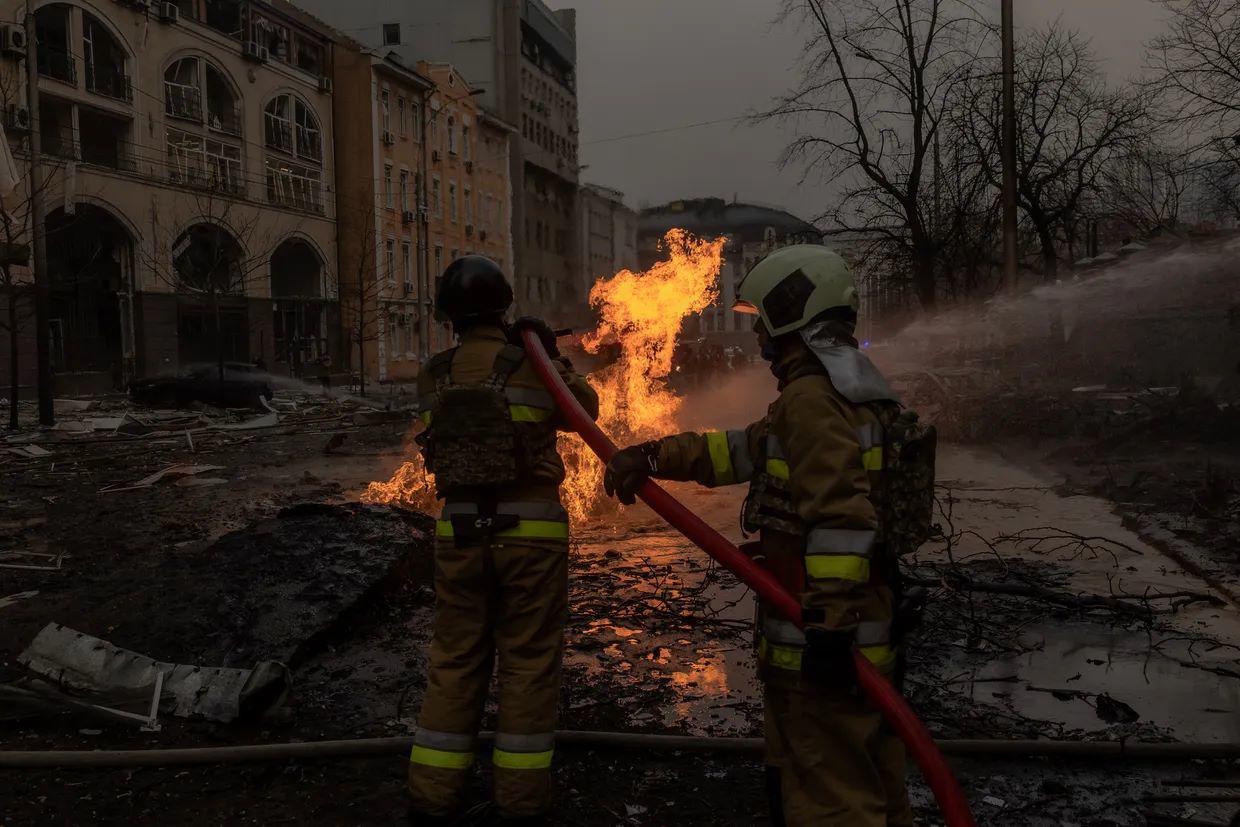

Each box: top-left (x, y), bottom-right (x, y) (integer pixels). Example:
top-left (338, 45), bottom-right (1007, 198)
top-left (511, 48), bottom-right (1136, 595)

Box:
top-left (520, 328), bottom-right (978, 827)
top-left (2, 732), bottom-right (1238, 769)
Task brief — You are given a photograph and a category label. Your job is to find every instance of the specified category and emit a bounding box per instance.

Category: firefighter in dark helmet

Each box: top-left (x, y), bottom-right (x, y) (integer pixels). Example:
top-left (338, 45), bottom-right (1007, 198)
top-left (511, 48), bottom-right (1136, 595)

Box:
top-left (408, 256), bottom-right (598, 823)
top-left (603, 245), bottom-right (936, 826)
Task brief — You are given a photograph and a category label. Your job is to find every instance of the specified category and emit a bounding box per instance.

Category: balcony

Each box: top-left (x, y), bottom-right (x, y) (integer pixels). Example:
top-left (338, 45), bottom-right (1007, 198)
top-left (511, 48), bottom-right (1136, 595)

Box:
top-left (37, 48), bottom-right (76, 86)
top-left (165, 82), bottom-right (203, 122)
top-left (86, 65), bottom-right (132, 103)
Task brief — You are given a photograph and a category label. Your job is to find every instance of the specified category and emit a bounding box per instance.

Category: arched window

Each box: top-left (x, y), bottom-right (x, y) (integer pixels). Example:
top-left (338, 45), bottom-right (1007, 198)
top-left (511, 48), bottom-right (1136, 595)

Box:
top-left (264, 94), bottom-right (321, 163)
top-left (173, 223), bottom-right (245, 295)
top-left (264, 96), bottom-right (323, 213)
top-left (165, 57), bottom-right (243, 193)
top-left (82, 12), bottom-right (130, 101)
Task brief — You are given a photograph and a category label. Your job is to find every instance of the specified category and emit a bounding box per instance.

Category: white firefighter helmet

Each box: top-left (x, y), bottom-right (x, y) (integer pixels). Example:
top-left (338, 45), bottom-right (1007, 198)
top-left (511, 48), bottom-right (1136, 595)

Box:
top-left (733, 244), bottom-right (858, 337)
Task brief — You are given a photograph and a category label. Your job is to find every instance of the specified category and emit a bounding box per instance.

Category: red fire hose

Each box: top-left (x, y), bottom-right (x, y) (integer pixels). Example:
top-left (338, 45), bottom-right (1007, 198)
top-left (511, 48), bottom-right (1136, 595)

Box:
top-left (522, 329), bottom-right (976, 827)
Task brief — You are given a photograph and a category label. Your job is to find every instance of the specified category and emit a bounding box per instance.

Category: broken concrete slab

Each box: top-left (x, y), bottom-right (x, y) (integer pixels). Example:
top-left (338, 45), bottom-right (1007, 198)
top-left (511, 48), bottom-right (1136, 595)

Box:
top-left (18, 623), bottom-right (289, 724)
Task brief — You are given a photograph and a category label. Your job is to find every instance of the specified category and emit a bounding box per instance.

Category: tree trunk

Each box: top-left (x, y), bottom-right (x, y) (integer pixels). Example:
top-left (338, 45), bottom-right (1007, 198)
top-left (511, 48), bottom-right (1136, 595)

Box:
top-left (7, 280), bottom-right (18, 430)
top-left (1036, 222), bottom-right (1058, 280)
top-left (912, 253), bottom-right (937, 310)
top-left (213, 291), bottom-right (224, 383)
top-left (356, 274), bottom-right (366, 398)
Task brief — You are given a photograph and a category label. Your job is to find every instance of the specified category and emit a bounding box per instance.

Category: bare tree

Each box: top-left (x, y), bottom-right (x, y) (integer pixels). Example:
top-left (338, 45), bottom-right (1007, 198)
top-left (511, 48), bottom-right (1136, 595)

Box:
top-left (1147, 0), bottom-right (1240, 136)
top-left (141, 189), bottom-right (279, 383)
top-left (957, 24), bottom-right (1148, 278)
top-left (335, 203), bottom-right (389, 398)
top-left (1101, 143), bottom-right (1193, 237)
top-left (761, 0), bottom-right (988, 309)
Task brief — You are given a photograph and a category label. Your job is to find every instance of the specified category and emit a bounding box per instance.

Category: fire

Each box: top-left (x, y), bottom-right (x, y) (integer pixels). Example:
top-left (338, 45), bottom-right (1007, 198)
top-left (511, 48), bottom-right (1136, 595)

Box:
top-left (364, 229), bottom-right (726, 524)
top-left (361, 453), bottom-right (439, 513)
top-left (559, 229), bottom-right (726, 522)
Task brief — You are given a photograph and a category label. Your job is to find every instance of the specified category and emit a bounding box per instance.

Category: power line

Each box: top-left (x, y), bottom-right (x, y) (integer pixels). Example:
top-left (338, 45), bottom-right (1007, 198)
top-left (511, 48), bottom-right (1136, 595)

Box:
top-left (581, 114), bottom-right (748, 147)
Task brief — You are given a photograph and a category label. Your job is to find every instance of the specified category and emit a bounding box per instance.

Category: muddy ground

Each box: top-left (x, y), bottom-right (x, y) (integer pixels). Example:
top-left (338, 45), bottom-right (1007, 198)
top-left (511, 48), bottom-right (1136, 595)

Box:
top-left (2, 388), bottom-right (1239, 826)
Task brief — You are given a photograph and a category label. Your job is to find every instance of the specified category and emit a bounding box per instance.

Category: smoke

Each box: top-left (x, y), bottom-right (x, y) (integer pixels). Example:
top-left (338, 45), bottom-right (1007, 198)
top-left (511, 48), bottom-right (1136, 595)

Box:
top-left (669, 237), bottom-right (1240, 440)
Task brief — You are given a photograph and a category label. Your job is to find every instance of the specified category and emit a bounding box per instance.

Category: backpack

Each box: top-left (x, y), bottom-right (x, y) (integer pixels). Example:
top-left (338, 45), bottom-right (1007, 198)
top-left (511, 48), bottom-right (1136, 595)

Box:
top-left (417, 345), bottom-right (527, 493)
top-left (872, 406), bottom-right (937, 557)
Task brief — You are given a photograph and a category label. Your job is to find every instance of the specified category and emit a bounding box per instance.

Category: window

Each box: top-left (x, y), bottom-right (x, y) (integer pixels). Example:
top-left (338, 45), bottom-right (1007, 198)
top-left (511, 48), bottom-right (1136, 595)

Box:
top-left (401, 241), bottom-right (413, 292)
top-left (412, 99), bottom-right (422, 142)
top-left (397, 97), bottom-right (406, 137)
top-left (431, 176), bottom-right (441, 217)
top-left (385, 238), bottom-right (395, 282)
top-left (166, 129), bottom-right (241, 193)
top-left (252, 13), bottom-right (290, 62)
top-left (381, 90), bottom-right (390, 133)
top-left (384, 165), bottom-right (393, 208)
top-left (265, 95), bottom-right (321, 163)
top-left (464, 186), bottom-right (472, 225)
top-left (165, 58), bottom-right (202, 121)
top-left (399, 170), bottom-right (409, 211)
top-left (265, 158), bottom-right (323, 213)
top-left (448, 181), bottom-right (457, 222)
top-left (388, 311), bottom-right (400, 358)
top-left (463, 125), bottom-right (471, 161)
top-left (382, 22), bottom-right (401, 46)
top-left (430, 112), bottom-right (438, 149)
top-left (295, 35), bottom-right (324, 75)
top-left (447, 116), bottom-right (457, 155)
top-left (434, 244), bottom-right (443, 275)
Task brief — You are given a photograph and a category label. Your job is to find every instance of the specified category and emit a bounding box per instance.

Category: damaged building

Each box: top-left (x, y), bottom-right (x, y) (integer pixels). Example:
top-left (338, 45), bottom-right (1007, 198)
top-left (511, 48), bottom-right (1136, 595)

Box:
top-left (0, 0), bottom-right (343, 394)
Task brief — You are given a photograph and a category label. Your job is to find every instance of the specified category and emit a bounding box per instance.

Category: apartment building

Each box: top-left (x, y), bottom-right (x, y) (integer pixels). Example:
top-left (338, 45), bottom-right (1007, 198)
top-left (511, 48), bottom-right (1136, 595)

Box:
top-left (0, 0), bottom-right (342, 393)
top-left (577, 183), bottom-right (637, 316)
top-left (294, 0), bottom-right (582, 327)
top-left (333, 45), bottom-right (432, 386)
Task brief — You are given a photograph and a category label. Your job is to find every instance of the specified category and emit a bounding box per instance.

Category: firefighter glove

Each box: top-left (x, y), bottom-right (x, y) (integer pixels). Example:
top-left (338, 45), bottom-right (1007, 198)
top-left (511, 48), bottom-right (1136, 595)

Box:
top-left (604, 442), bottom-right (659, 505)
top-left (801, 626), bottom-right (858, 691)
top-left (511, 316), bottom-right (560, 357)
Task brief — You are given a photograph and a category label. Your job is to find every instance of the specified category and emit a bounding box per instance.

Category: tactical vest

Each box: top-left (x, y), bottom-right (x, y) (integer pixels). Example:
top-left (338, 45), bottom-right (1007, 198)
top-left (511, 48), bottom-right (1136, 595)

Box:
top-left (741, 403), bottom-right (935, 558)
top-left (416, 345), bottom-right (559, 497)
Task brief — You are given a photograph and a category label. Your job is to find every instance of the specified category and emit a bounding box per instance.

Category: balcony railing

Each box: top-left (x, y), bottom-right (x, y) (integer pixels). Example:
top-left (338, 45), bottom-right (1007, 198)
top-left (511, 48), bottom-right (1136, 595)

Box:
top-left (86, 66), bottom-right (133, 103)
top-left (264, 113), bottom-right (293, 153)
top-left (295, 124), bottom-right (321, 162)
top-left (37, 48), bottom-right (77, 86)
top-left (165, 82), bottom-right (203, 122)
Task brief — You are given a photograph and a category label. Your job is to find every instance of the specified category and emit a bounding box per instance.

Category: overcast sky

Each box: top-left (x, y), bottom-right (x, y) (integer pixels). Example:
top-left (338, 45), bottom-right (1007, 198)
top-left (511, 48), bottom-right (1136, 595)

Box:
top-left (547, 0), bottom-right (1171, 221)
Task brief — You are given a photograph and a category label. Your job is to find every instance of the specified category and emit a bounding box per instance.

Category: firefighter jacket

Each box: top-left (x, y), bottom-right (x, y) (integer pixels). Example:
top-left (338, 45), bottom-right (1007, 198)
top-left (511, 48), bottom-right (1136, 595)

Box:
top-left (650, 340), bottom-right (896, 684)
top-left (415, 324), bottom-right (600, 546)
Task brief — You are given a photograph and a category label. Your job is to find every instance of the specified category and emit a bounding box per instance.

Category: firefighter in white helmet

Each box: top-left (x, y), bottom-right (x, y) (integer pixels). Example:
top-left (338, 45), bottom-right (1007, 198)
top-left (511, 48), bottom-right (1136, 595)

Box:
top-left (606, 245), bottom-right (933, 825)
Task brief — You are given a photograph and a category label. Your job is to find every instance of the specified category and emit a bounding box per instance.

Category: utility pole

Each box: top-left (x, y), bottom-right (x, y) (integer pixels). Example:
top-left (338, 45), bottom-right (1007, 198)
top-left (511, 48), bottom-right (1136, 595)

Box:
top-left (1000, 0), bottom-right (1019, 291)
top-left (24, 2), bottom-right (54, 425)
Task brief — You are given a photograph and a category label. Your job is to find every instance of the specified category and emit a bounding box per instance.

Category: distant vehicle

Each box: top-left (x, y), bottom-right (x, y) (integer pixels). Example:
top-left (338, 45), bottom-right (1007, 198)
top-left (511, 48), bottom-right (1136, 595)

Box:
top-left (130, 363), bottom-right (273, 410)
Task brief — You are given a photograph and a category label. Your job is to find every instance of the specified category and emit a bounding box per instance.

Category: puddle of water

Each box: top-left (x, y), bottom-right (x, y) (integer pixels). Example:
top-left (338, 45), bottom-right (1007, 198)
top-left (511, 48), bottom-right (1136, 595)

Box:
top-left (945, 622), bottom-right (1240, 742)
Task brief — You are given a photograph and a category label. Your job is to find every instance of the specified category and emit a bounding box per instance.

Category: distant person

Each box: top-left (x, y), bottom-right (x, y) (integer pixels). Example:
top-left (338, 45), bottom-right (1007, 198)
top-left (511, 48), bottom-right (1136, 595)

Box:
top-left (603, 245), bottom-right (937, 826)
top-left (317, 354), bottom-right (332, 394)
top-left (407, 256), bottom-right (598, 824)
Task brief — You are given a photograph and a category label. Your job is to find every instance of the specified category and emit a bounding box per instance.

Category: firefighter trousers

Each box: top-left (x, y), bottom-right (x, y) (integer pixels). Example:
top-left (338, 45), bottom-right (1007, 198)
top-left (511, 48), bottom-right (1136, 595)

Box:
top-left (408, 537), bottom-right (568, 818)
top-left (765, 683), bottom-right (913, 826)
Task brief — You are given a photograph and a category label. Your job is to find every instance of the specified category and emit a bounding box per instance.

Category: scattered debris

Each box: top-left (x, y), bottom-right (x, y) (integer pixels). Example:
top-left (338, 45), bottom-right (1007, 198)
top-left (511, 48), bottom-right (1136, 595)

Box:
top-left (0, 591), bottom-right (38, 609)
top-left (100, 465), bottom-right (227, 494)
top-left (18, 623), bottom-right (290, 724)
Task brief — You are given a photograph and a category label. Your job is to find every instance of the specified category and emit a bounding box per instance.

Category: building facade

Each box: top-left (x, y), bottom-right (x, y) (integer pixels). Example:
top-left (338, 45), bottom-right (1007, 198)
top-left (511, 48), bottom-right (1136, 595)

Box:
top-left (0, 0), bottom-right (342, 393)
top-left (293, 0), bottom-right (582, 327)
top-left (637, 198), bottom-right (824, 347)
top-left (332, 44), bottom-right (432, 387)
top-left (577, 183), bottom-right (636, 314)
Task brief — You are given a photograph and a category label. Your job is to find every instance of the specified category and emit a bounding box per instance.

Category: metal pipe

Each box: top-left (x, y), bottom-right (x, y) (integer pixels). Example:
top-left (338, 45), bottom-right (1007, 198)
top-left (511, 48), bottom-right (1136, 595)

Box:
top-left (3, 732), bottom-right (1239, 769)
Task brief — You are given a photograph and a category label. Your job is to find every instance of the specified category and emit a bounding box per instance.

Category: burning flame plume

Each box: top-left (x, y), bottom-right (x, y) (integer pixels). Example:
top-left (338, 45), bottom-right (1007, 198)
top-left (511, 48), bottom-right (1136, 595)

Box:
top-left (559, 229), bottom-right (726, 522)
top-left (364, 229), bottom-right (726, 524)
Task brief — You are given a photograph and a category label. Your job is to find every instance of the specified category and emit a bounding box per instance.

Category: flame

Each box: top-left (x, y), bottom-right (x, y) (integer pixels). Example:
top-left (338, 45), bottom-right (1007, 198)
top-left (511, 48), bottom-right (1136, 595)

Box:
top-left (559, 229), bottom-right (726, 522)
top-left (361, 452), bottom-right (439, 513)
top-left (364, 229), bottom-right (726, 524)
